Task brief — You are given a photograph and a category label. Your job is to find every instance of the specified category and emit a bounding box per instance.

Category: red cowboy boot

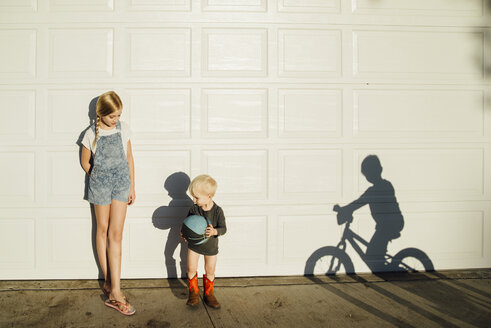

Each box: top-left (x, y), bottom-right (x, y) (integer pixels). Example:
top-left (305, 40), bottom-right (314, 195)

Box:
top-left (186, 273), bottom-right (199, 306)
top-left (203, 274), bottom-right (220, 309)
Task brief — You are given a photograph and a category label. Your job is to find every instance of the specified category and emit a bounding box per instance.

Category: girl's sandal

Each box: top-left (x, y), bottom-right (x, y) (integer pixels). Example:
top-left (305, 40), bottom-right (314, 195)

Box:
top-left (104, 299), bottom-right (136, 316)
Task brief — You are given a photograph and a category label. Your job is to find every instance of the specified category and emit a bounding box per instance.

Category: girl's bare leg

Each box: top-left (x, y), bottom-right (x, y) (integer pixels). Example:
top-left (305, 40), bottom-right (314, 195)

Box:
top-left (107, 199), bottom-right (128, 302)
top-left (94, 204), bottom-right (111, 291)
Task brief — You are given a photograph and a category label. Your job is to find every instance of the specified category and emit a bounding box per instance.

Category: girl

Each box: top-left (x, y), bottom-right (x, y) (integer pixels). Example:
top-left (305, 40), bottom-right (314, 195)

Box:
top-left (80, 91), bottom-right (136, 316)
top-left (182, 175), bottom-right (227, 309)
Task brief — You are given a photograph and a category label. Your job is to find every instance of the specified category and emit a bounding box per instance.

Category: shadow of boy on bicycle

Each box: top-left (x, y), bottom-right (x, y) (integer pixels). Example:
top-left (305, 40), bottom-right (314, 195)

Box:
top-left (334, 155), bottom-right (404, 272)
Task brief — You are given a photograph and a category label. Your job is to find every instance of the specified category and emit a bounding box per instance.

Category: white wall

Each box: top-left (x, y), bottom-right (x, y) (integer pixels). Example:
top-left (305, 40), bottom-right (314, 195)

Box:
top-left (0, 0), bottom-right (490, 279)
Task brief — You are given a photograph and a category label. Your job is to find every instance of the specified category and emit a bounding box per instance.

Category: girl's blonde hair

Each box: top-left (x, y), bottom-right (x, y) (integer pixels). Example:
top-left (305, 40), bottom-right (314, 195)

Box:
top-left (92, 91), bottom-right (122, 148)
top-left (189, 174), bottom-right (217, 197)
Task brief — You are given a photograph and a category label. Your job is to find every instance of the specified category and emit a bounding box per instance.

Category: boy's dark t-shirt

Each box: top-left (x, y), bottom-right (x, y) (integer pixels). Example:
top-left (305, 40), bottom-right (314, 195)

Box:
top-left (186, 203), bottom-right (226, 256)
top-left (359, 179), bottom-right (404, 236)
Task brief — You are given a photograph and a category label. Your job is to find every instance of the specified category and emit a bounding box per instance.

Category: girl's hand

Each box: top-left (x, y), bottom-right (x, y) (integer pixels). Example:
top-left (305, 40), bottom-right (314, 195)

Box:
top-left (128, 187), bottom-right (136, 205)
top-left (205, 224), bottom-right (217, 238)
top-left (180, 231), bottom-right (187, 242)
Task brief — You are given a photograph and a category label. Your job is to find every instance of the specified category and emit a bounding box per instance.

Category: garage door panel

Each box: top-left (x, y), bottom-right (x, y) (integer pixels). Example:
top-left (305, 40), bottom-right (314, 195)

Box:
top-left (128, 88), bottom-right (191, 139)
top-left (0, 218), bottom-right (35, 269)
top-left (126, 0), bottom-right (191, 12)
top-left (219, 216), bottom-right (268, 265)
top-left (49, 28), bottom-right (113, 78)
top-left (0, 29), bottom-right (36, 79)
top-left (0, 0), bottom-right (37, 12)
top-left (353, 30), bottom-right (484, 80)
top-left (278, 0), bottom-right (341, 13)
top-left (279, 149), bottom-right (342, 199)
top-left (278, 29), bottom-right (341, 77)
top-left (352, 0), bottom-right (483, 16)
top-left (45, 218), bottom-right (95, 266)
top-left (202, 0), bottom-right (267, 12)
top-left (202, 150), bottom-right (268, 200)
top-left (279, 88), bottom-right (342, 138)
top-left (0, 90), bottom-right (36, 143)
top-left (0, 152), bottom-right (36, 204)
top-left (134, 150), bottom-right (191, 204)
top-left (48, 0), bottom-right (114, 12)
top-left (126, 28), bottom-right (191, 77)
top-left (201, 88), bottom-right (268, 137)
top-left (353, 89), bottom-right (485, 138)
top-left (202, 28), bottom-right (268, 76)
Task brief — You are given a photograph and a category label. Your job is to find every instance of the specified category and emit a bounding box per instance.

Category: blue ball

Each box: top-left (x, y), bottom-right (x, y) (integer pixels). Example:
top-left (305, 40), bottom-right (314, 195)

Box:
top-left (181, 215), bottom-right (212, 246)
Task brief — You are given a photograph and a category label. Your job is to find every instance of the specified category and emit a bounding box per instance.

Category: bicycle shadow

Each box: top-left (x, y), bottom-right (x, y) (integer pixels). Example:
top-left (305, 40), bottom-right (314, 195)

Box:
top-left (152, 172), bottom-right (193, 299)
top-left (303, 154), bottom-right (483, 327)
top-left (305, 155), bottom-right (434, 274)
top-left (75, 96), bottom-right (105, 284)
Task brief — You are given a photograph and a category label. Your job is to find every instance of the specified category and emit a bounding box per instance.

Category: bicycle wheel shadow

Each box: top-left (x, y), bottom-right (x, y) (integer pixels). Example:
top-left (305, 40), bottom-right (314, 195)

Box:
top-left (152, 172), bottom-right (193, 299)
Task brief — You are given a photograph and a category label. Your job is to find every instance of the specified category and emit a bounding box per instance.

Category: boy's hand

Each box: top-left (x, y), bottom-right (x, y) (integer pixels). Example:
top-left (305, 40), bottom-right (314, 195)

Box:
top-left (205, 224), bottom-right (217, 238)
top-left (334, 205), bottom-right (353, 225)
top-left (180, 231), bottom-right (187, 242)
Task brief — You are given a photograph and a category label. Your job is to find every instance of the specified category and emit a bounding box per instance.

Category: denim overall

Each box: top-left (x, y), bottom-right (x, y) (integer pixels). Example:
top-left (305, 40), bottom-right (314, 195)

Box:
top-left (88, 121), bottom-right (131, 205)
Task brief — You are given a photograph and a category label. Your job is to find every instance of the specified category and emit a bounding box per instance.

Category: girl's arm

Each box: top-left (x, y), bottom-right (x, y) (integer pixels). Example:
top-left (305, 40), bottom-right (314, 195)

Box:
top-left (81, 146), bottom-right (92, 174)
top-left (127, 140), bottom-right (136, 205)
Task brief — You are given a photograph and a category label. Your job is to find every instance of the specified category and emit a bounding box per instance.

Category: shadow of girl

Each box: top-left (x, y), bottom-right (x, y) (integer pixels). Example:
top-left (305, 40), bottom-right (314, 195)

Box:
top-left (75, 96), bottom-right (104, 284)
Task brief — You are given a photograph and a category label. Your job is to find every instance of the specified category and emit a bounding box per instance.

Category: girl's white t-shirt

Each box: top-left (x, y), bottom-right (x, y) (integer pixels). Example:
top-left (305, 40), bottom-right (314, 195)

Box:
top-left (82, 121), bottom-right (131, 156)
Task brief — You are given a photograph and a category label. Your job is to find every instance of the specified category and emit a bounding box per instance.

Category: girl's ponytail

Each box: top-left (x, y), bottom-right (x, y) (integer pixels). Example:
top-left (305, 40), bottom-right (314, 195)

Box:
top-left (92, 116), bottom-right (100, 148)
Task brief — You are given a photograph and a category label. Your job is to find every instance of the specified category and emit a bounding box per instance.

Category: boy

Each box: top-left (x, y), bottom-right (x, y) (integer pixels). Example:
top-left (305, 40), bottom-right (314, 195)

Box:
top-left (182, 175), bottom-right (227, 308)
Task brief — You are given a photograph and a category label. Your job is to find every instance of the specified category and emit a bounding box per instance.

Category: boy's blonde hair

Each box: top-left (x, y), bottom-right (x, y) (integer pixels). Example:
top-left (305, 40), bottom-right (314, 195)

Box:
top-left (189, 174), bottom-right (217, 197)
top-left (92, 91), bottom-right (123, 148)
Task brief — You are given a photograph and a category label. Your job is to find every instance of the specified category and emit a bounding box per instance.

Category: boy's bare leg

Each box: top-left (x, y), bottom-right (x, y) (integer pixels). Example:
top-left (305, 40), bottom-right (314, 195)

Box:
top-left (186, 249), bottom-right (200, 306)
top-left (203, 255), bottom-right (220, 309)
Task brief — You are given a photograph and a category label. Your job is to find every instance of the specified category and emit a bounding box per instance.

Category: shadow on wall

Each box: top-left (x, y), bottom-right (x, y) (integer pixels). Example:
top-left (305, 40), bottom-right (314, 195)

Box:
top-left (76, 96), bottom-right (98, 201)
top-left (75, 96), bottom-right (102, 279)
top-left (305, 155), bottom-right (434, 275)
top-left (152, 172), bottom-right (193, 299)
top-left (301, 155), bottom-right (491, 326)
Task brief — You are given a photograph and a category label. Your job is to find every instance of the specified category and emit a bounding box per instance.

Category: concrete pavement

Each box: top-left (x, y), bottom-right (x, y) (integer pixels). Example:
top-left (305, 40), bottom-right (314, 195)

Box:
top-left (0, 269), bottom-right (490, 328)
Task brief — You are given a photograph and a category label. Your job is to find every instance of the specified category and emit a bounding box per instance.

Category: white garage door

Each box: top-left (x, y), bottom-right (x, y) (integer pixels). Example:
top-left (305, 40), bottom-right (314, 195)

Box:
top-left (0, 0), bottom-right (490, 279)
